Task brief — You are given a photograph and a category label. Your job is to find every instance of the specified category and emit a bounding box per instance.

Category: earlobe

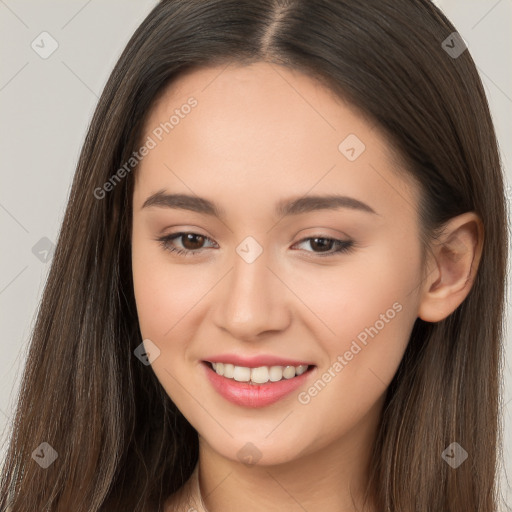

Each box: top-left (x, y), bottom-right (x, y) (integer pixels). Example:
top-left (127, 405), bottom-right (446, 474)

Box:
top-left (417, 212), bottom-right (484, 323)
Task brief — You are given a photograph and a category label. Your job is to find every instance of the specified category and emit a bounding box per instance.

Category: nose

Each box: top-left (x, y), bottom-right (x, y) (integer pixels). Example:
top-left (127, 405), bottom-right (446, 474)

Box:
top-left (211, 245), bottom-right (291, 341)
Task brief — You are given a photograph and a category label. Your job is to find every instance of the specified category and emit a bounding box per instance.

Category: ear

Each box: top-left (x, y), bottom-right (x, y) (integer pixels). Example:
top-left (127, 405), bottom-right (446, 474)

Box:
top-left (418, 212), bottom-right (484, 322)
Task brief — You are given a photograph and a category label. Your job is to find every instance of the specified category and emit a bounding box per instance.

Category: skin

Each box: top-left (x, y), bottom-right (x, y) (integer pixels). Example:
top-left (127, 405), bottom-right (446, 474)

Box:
top-left (130, 62), bottom-right (483, 512)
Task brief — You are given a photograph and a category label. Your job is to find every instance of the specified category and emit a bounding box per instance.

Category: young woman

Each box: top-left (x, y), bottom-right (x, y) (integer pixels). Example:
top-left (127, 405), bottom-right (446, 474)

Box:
top-left (0, 1), bottom-right (507, 511)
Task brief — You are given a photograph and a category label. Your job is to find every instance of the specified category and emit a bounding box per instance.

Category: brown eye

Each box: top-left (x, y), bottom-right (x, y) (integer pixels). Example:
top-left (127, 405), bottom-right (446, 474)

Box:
top-left (309, 237), bottom-right (335, 252)
top-left (181, 233), bottom-right (206, 250)
top-left (156, 232), bottom-right (217, 256)
top-left (292, 236), bottom-right (354, 257)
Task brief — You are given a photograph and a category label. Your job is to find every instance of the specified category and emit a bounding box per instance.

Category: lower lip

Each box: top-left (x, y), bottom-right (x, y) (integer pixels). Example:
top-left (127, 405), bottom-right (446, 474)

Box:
top-left (202, 362), bottom-right (316, 408)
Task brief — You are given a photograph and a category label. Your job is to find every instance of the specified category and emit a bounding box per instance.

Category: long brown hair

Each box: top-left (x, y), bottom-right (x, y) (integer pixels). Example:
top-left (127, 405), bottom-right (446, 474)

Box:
top-left (0, 1), bottom-right (507, 510)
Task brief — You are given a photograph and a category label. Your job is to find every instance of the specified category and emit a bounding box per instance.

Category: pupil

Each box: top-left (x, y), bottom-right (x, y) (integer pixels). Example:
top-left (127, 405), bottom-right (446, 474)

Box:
top-left (183, 234), bottom-right (204, 250)
top-left (311, 237), bottom-right (332, 252)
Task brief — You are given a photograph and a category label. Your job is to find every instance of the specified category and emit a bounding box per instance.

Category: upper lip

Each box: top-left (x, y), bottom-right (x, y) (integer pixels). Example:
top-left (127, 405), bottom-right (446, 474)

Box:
top-left (204, 354), bottom-right (314, 368)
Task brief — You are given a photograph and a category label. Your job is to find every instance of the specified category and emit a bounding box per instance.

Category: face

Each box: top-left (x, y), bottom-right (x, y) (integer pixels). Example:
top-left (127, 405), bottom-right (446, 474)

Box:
top-left (131, 61), bottom-right (424, 466)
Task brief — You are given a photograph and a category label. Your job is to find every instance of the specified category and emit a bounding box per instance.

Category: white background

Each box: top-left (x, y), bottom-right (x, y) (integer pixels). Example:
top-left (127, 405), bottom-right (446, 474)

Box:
top-left (0, 0), bottom-right (510, 508)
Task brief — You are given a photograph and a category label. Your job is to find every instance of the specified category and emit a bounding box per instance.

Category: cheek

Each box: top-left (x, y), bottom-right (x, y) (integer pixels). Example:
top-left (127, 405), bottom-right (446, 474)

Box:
top-left (131, 231), bottom-right (198, 341)
top-left (288, 240), bottom-right (421, 343)
top-left (131, 233), bottom-right (228, 373)
top-left (289, 243), bottom-right (420, 403)
top-left (291, 242), bottom-right (421, 421)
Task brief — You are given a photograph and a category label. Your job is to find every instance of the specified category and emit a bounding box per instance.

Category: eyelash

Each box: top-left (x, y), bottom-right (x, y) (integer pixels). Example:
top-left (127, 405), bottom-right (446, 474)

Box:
top-left (156, 232), bottom-right (355, 258)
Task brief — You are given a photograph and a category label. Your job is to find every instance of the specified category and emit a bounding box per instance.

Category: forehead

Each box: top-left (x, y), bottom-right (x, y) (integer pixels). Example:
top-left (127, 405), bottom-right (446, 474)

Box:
top-left (142, 61), bottom-right (366, 147)
top-left (134, 62), bottom-right (418, 219)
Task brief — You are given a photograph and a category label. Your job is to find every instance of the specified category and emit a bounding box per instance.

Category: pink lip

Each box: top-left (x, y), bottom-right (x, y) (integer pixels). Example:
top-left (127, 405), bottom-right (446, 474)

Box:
top-left (204, 354), bottom-right (314, 368)
top-left (202, 361), bottom-right (316, 408)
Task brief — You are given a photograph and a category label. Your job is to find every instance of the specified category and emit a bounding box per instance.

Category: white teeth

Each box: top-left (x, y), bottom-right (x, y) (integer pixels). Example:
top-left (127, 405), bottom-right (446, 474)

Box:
top-left (282, 366), bottom-right (296, 379)
top-left (250, 366), bottom-right (270, 384)
top-left (223, 363), bottom-right (235, 378)
top-left (210, 362), bottom-right (309, 384)
top-left (233, 366), bottom-right (251, 382)
top-left (269, 366), bottom-right (283, 382)
top-left (295, 365), bottom-right (307, 376)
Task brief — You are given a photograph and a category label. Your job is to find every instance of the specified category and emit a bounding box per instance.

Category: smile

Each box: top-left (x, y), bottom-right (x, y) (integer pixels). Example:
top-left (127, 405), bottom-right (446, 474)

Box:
top-left (202, 361), bottom-right (316, 408)
top-left (208, 361), bottom-right (310, 384)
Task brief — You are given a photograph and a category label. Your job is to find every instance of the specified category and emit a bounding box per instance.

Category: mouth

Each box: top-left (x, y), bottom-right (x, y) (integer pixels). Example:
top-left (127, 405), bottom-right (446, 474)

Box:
top-left (204, 360), bottom-right (315, 385)
top-left (201, 360), bottom-right (317, 408)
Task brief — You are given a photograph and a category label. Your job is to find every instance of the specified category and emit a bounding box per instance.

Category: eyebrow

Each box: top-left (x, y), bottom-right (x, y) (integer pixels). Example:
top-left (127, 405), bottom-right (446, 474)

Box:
top-left (141, 190), bottom-right (378, 217)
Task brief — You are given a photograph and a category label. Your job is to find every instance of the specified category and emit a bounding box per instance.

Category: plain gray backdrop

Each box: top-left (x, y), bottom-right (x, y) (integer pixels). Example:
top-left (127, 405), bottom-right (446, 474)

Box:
top-left (1, 0), bottom-right (511, 508)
